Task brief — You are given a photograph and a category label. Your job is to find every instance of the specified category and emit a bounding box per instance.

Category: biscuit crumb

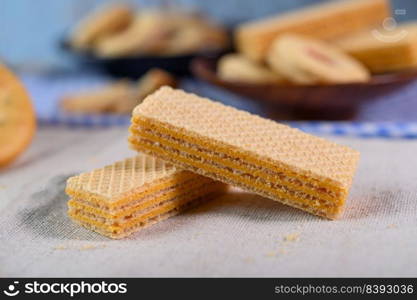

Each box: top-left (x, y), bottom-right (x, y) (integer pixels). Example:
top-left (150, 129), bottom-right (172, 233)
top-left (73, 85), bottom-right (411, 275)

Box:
top-left (266, 248), bottom-right (288, 257)
top-left (278, 248), bottom-right (287, 255)
top-left (387, 224), bottom-right (397, 229)
top-left (243, 257), bottom-right (255, 263)
top-left (265, 251), bottom-right (276, 257)
top-left (53, 245), bottom-right (67, 250)
top-left (79, 244), bottom-right (106, 250)
top-left (283, 233), bottom-right (300, 242)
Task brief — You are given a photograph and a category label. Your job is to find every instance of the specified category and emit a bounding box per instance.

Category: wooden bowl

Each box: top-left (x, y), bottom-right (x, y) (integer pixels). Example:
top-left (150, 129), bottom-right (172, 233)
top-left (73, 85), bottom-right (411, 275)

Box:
top-left (191, 57), bottom-right (417, 120)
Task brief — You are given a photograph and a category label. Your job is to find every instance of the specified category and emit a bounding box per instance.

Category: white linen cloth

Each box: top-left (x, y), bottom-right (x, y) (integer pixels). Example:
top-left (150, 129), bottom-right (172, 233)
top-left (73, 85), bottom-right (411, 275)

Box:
top-left (1, 127), bottom-right (416, 277)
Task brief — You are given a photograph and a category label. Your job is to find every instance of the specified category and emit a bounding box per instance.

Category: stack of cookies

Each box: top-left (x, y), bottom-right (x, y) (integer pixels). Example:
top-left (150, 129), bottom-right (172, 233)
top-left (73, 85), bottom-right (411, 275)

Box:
top-left (67, 87), bottom-right (360, 238)
top-left (235, 0), bottom-right (390, 62)
top-left (218, 0), bottom-right (417, 85)
top-left (218, 34), bottom-right (371, 85)
top-left (69, 3), bottom-right (228, 58)
top-left (61, 68), bottom-right (176, 114)
top-left (334, 22), bottom-right (417, 73)
top-left (66, 155), bottom-right (226, 238)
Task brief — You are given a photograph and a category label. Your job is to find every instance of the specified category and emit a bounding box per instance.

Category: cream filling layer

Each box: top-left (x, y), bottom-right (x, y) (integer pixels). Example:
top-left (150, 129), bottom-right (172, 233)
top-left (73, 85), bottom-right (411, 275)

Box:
top-left (65, 172), bottom-right (199, 210)
top-left (69, 176), bottom-right (217, 216)
top-left (69, 181), bottom-right (225, 222)
top-left (68, 190), bottom-right (224, 236)
top-left (130, 117), bottom-right (351, 195)
top-left (131, 125), bottom-right (342, 202)
top-left (130, 135), bottom-right (344, 214)
top-left (130, 138), bottom-right (342, 219)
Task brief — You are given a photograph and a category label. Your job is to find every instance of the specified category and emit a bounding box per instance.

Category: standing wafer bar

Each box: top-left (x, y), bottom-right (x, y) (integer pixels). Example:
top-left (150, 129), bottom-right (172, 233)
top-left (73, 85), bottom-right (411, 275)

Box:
top-left (129, 87), bottom-right (360, 219)
top-left (333, 22), bottom-right (417, 73)
top-left (66, 154), bottom-right (227, 239)
top-left (236, 0), bottom-right (390, 62)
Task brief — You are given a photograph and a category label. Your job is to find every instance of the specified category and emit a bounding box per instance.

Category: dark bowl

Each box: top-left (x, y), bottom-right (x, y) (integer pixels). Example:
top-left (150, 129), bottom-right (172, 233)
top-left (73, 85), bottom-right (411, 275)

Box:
top-left (60, 39), bottom-right (227, 78)
top-left (191, 57), bottom-right (417, 120)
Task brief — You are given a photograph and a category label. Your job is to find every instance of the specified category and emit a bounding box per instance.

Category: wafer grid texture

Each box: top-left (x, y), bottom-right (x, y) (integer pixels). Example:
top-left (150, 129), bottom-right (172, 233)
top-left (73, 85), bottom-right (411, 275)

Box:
top-left (66, 154), bottom-right (227, 238)
top-left (129, 87), bottom-right (360, 219)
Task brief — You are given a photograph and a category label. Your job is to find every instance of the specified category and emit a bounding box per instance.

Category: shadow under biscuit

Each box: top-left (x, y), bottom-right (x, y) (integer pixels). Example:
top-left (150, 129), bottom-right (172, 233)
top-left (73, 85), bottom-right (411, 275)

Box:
top-left (19, 175), bottom-right (394, 241)
top-left (187, 188), bottom-right (318, 223)
top-left (182, 187), bottom-right (405, 224)
top-left (343, 189), bottom-right (409, 221)
top-left (18, 174), bottom-right (108, 241)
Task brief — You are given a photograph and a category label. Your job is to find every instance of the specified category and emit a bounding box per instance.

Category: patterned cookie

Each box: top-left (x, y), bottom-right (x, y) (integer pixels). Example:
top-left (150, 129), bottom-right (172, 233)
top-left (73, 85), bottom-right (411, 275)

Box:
top-left (267, 34), bottom-right (370, 84)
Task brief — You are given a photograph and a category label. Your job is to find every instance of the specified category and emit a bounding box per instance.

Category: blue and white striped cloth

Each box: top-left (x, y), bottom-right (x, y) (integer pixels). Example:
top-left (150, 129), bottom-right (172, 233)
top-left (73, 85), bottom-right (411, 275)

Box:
top-left (289, 121), bottom-right (417, 138)
top-left (22, 72), bottom-right (417, 138)
top-left (37, 114), bottom-right (417, 139)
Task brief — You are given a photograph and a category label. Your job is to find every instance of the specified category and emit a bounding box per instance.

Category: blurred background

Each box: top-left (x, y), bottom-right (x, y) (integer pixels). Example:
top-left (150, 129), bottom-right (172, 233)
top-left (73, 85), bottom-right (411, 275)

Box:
top-left (1, 0), bottom-right (414, 70)
top-left (2, 0), bottom-right (417, 154)
top-left (3, 0), bottom-right (417, 278)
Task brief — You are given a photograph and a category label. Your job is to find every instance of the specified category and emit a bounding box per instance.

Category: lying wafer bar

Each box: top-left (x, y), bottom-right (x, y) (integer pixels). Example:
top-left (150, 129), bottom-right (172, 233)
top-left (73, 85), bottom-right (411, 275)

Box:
top-left (236, 0), bottom-right (390, 62)
top-left (334, 22), bottom-right (417, 73)
top-left (129, 87), bottom-right (360, 219)
top-left (66, 154), bottom-right (227, 238)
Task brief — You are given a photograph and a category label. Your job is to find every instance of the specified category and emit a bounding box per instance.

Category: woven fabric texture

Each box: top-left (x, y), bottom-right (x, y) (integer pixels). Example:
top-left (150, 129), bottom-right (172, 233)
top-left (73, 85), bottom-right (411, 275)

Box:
top-left (0, 128), bottom-right (416, 277)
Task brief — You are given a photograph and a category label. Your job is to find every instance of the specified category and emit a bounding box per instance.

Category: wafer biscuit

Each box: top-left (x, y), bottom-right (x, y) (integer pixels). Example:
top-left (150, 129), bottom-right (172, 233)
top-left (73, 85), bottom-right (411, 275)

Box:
top-left (267, 34), bottom-right (370, 84)
top-left (236, 0), bottom-right (390, 62)
top-left (334, 22), bottom-right (417, 73)
top-left (66, 155), bottom-right (226, 238)
top-left (129, 87), bottom-right (360, 219)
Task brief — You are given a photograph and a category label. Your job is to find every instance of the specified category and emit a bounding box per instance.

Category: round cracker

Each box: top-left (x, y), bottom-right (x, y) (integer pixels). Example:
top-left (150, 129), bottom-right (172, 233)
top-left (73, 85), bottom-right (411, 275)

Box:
top-left (0, 63), bottom-right (36, 167)
top-left (218, 54), bottom-right (284, 84)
